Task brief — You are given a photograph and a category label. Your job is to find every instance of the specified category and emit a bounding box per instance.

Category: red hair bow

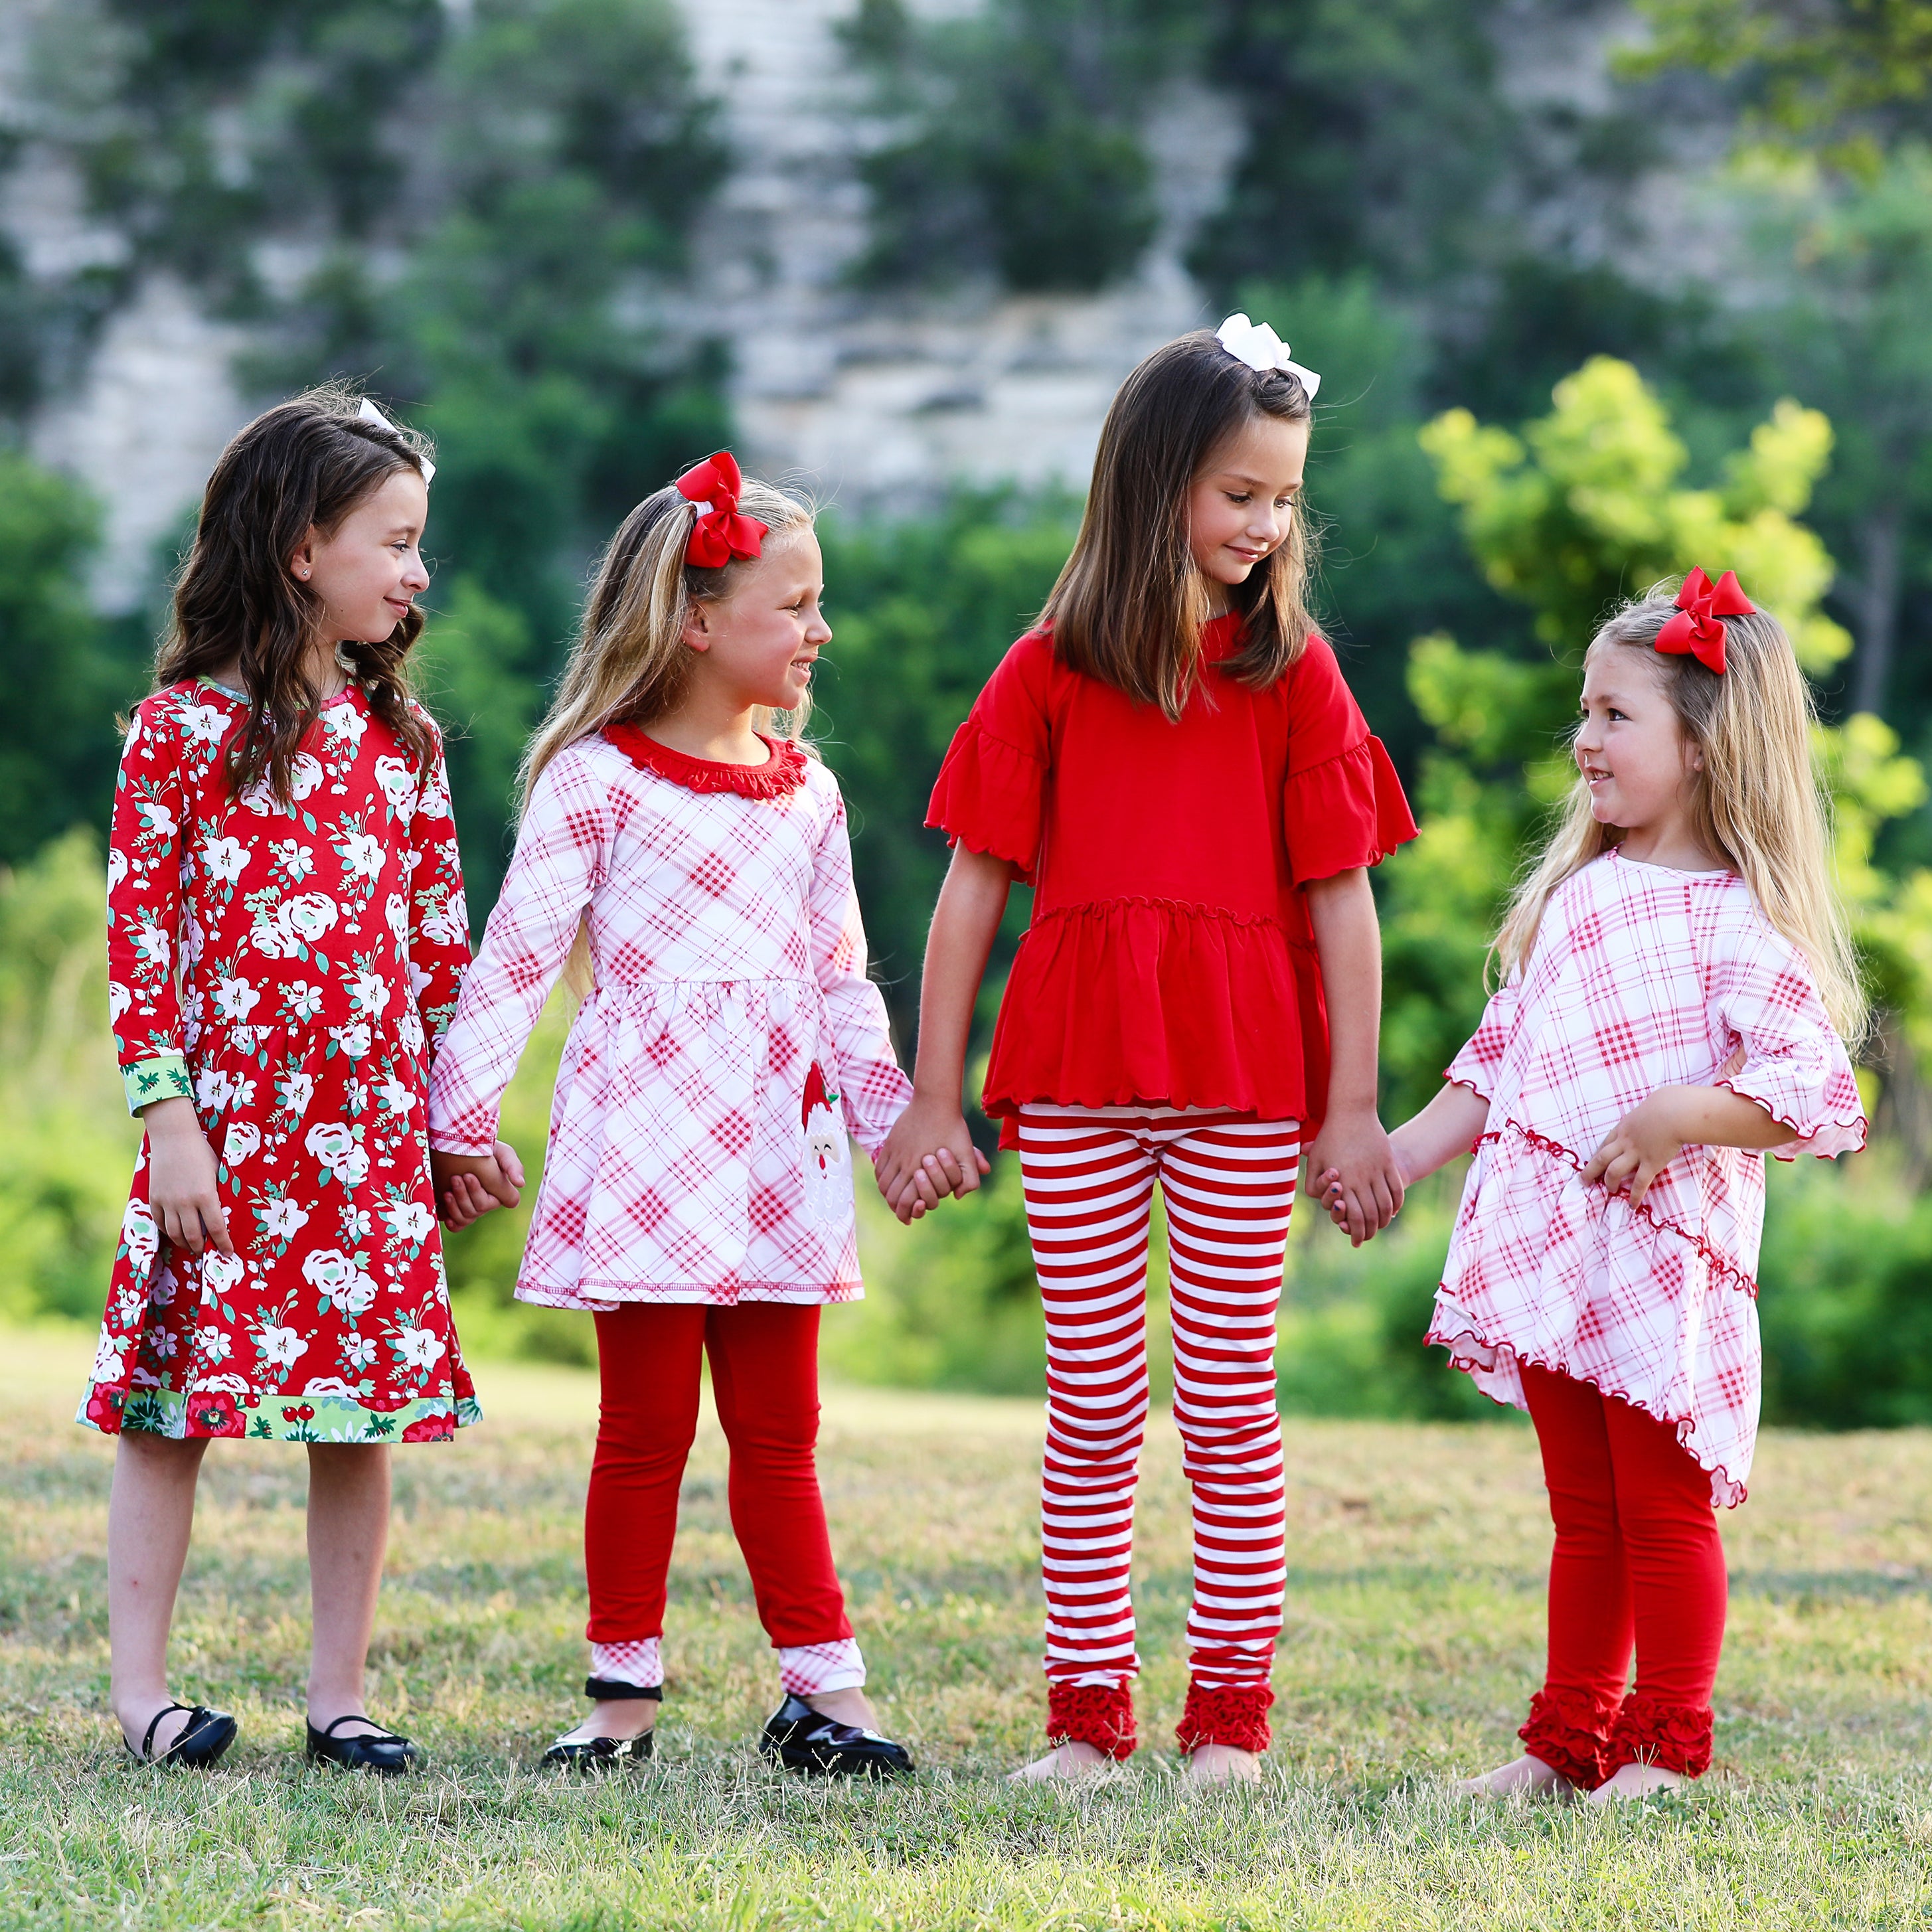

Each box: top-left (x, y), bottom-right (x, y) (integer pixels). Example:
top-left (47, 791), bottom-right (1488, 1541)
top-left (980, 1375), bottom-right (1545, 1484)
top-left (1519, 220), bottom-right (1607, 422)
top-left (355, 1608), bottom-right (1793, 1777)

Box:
top-left (676, 450), bottom-right (768, 568)
top-left (1655, 567), bottom-right (1754, 675)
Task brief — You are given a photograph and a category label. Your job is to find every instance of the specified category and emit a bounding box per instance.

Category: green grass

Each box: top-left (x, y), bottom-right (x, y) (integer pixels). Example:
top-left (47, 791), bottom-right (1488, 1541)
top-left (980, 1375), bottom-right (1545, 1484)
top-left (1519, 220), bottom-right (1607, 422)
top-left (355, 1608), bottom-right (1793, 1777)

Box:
top-left (4, 1328), bottom-right (1932, 1929)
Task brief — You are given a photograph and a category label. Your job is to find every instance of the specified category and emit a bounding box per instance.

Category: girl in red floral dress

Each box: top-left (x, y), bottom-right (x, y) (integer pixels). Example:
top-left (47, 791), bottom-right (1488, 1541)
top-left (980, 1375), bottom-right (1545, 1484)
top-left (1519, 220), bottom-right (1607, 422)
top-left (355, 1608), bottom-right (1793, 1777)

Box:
top-left (83, 389), bottom-right (511, 1773)
top-left (876, 317), bottom-right (1417, 1782)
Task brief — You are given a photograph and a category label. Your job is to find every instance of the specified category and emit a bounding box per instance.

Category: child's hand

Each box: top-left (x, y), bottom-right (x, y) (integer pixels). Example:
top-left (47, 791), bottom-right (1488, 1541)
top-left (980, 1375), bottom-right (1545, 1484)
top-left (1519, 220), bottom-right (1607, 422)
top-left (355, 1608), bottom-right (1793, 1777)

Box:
top-left (1307, 1107), bottom-right (1404, 1248)
top-left (433, 1141), bottom-right (524, 1228)
top-left (876, 1096), bottom-right (992, 1226)
top-left (142, 1097), bottom-right (234, 1257)
top-left (1315, 1123), bottom-right (1420, 1242)
top-left (1583, 1091), bottom-right (1688, 1210)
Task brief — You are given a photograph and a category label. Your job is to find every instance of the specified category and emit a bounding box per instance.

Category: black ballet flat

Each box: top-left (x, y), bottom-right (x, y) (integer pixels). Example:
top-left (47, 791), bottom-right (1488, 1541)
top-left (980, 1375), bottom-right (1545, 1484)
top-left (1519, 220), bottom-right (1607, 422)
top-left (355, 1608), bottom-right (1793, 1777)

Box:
top-left (305, 1714), bottom-right (420, 1776)
top-left (542, 1729), bottom-right (656, 1771)
top-left (759, 1694), bottom-right (914, 1779)
top-left (123, 1702), bottom-right (238, 1769)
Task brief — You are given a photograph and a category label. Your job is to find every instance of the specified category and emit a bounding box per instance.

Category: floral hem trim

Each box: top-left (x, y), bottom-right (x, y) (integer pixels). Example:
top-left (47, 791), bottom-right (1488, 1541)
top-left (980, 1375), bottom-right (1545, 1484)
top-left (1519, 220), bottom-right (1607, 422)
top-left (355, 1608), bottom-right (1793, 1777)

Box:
top-left (78, 1381), bottom-right (481, 1443)
top-left (122, 1054), bottom-right (193, 1117)
top-left (1475, 1116), bottom-right (1760, 1299)
top-left (1426, 1303), bottom-right (1749, 1507)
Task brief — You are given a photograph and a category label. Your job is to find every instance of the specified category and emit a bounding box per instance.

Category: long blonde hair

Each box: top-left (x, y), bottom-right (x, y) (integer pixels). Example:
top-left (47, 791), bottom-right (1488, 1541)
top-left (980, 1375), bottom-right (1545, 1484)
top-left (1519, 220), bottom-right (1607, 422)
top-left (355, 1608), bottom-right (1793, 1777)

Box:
top-left (1496, 581), bottom-right (1865, 1040)
top-left (519, 474), bottom-right (816, 812)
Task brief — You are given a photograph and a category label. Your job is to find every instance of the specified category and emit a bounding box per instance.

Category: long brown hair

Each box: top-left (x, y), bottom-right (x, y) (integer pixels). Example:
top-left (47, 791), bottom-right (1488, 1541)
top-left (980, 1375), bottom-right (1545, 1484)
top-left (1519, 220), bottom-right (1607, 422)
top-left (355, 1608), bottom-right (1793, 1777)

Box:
top-left (1041, 331), bottom-right (1317, 719)
top-left (1498, 582), bottom-right (1864, 1040)
top-left (519, 475), bottom-right (815, 811)
top-left (157, 382), bottom-right (438, 799)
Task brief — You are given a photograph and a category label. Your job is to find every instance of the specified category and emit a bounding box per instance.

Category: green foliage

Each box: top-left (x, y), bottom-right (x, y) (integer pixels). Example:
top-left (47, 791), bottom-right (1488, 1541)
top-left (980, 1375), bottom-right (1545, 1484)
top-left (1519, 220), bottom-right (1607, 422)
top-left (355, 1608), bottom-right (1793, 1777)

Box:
top-left (842, 0), bottom-right (1197, 292)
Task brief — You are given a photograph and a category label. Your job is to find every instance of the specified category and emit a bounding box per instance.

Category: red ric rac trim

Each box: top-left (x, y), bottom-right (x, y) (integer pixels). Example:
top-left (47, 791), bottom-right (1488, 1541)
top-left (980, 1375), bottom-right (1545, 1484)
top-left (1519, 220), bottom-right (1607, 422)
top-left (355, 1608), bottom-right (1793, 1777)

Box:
top-left (604, 722), bottom-right (807, 799)
top-left (1045, 1681), bottom-right (1137, 1761)
top-left (1477, 1117), bottom-right (1759, 1298)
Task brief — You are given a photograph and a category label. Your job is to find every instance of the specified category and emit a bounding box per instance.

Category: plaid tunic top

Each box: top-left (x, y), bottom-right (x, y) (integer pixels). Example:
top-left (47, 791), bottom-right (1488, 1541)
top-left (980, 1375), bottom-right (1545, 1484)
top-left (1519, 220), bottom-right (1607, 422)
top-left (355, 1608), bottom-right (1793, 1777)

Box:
top-left (1425, 849), bottom-right (1865, 1504)
top-left (427, 732), bottom-right (911, 1309)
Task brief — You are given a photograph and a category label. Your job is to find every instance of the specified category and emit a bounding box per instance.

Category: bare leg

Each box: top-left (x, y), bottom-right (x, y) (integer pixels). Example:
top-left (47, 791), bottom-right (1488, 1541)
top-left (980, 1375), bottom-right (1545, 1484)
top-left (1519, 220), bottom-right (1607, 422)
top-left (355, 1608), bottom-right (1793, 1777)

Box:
top-left (1184, 1743), bottom-right (1261, 1784)
top-left (1453, 1753), bottom-right (1581, 1800)
top-left (1587, 1763), bottom-right (1686, 1803)
top-left (305, 1445), bottom-right (392, 1736)
top-left (1008, 1740), bottom-right (1111, 1783)
top-left (108, 1433), bottom-right (212, 1755)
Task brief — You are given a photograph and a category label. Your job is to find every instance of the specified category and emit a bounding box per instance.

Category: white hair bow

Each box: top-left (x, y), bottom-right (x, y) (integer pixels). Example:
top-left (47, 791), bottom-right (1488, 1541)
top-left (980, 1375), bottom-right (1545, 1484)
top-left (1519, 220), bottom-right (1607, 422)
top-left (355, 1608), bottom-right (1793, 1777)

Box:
top-left (1214, 314), bottom-right (1321, 400)
top-left (359, 398), bottom-right (435, 483)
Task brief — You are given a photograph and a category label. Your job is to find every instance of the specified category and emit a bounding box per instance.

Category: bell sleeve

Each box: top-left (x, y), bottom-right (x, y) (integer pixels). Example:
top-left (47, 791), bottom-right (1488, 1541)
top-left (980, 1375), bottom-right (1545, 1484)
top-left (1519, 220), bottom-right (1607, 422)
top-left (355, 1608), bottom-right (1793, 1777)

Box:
top-left (1281, 635), bottom-right (1417, 885)
top-left (1446, 975), bottom-right (1520, 1103)
top-left (1708, 908), bottom-right (1867, 1160)
top-left (402, 714), bottom-right (471, 1070)
top-left (426, 745), bottom-right (611, 1157)
top-left (808, 774), bottom-right (914, 1155)
top-left (925, 631), bottom-right (1053, 884)
top-left (110, 695), bottom-right (195, 1116)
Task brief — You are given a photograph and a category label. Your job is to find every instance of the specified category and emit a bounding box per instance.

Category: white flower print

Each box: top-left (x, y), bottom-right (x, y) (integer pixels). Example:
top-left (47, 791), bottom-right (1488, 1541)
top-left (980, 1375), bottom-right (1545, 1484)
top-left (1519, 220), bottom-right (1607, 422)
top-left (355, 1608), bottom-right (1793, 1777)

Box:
top-left (255, 1325), bottom-right (309, 1371)
top-left (203, 1251), bottom-right (244, 1298)
top-left (283, 981), bottom-right (325, 1023)
top-left (287, 752), bottom-right (325, 801)
top-left (380, 1200), bottom-right (436, 1246)
top-left (132, 920), bottom-right (171, 973)
top-left (135, 798), bottom-right (177, 840)
top-left (212, 975), bottom-right (260, 1022)
top-left (196, 1329), bottom-right (232, 1367)
top-left (384, 893), bottom-right (410, 941)
top-left (301, 1249), bottom-right (355, 1294)
top-left (270, 839), bottom-right (314, 882)
top-left (115, 1285), bottom-right (147, 1325)
top-left (201, 835), bottom-right (248, 884)
top-left (342, 1333), bottom-right (377, 1372)
top-left (341, 1206), bottom-right (372, 1244)
top-left (324, 705), bottom-right (368, 750)
top-left (237, 777), bottom-right (284, 817)
top-left (195, 1066), bottom-right (233, 1113)
top-left (282, 893), bottom-right (339, 944)
top-left (417, 767), bottom-right (451, 819)
top-left (394, 1325), bottom-right (445, 1372)
top-left (305, 1122), bottom-right (357, 1170)
top-left (107, 846), bottom-right (128, 892)
top-left (108, 980), bottom-right (133, 1024)
top-left (222, 1120), bottom-right (262, 1166)
top-left (396, 1010), bottom-right (425, 1054)
top-left (374, 756), bottom-right (417, 813)
top-left (276, 1070), bottom-right (316, 1118)
top-left (178, 702), bottom-right (230, 749)
top-left (335, 1143), bottom-right (371, 1186)
top-left (150, 1330), bottom-right (178, 1361)
top-left (250, 913), bottom-right (294, 959)
top-left (338, 831), bottom-right (384, 882)
top-left (148, 1265), bottom-right (179, 1309)
top-left (337, 1271), bottom-right (378, 1318)
top-left (183, 909), bottom-right (206, 969)
top-left (374, 1076), bottom-right (415, 1115)
top-left (121, 1200), bottom-right (159, 1269)
top-left (258, 1196), bottom-right (310, 1242)
top-left (347, 971), bottom-right (390, 1018)
top-left (192, 1372), bottom-right (249, 1395)
top-left (419, 896), bottom-right (467, 949)
top-left (91, 1336), bottom-right (126, 1382)
top-left (331, 1022), bottom-right (372, 1060)
top-left (229, 1074), bottom-right (257, 1111)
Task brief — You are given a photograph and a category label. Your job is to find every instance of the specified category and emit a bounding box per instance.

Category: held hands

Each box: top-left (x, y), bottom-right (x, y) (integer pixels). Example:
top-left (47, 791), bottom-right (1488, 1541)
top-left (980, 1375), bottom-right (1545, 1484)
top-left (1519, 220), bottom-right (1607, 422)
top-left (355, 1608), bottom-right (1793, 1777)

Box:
top-left (141, 1097), bottom-right (234, 1257)
top-left (1309, 1106), bottom-right (1406, 1248)
top-left (431, 1142), bottom-right (526, 1229)
top-left (874, 1094), bottom-right (993, 1225)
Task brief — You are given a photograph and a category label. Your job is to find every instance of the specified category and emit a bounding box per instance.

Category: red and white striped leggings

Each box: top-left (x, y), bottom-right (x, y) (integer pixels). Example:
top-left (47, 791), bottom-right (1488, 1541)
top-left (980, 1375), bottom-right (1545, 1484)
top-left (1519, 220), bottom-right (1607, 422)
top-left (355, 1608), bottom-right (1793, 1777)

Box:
top-left (1018, 1106), bottom-right (1299, 1752)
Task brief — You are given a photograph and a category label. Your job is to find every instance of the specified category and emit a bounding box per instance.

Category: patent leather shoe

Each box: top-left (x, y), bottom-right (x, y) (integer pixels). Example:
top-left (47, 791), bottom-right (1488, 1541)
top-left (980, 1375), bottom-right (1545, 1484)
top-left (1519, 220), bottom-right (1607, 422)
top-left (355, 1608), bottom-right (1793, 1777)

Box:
top-left (760, 1694), bottom-right (914, 1778)
top-left (305, 1714), bottom-right (420, 1775)
top-left (123, 1702), bottom-right (238, 1769)
top-left (542, 1727), bottom-right (655, 1771)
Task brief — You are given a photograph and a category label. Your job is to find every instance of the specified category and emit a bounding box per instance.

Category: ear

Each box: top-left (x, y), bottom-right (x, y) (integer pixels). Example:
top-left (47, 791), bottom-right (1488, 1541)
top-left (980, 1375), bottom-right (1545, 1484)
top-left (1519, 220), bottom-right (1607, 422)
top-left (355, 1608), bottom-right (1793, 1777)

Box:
top-left (681, 600), bottom-right (714, 654)
top-left (289, 528), bottom-right (318, 585)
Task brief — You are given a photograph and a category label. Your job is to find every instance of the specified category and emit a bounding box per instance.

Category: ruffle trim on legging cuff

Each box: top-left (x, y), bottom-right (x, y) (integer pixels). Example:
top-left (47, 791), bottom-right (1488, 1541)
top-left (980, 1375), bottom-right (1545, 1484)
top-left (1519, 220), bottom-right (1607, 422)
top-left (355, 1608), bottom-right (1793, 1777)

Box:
top-left (1601, 1696), bottom-right (1713, 1779)
top-left (1518, 1686), bottom-right (1622, 1788)
top-left (1174, 1681), bottom-right (1273, 1755)
top-left (1046, 1680), bottom-right (1137, 1761)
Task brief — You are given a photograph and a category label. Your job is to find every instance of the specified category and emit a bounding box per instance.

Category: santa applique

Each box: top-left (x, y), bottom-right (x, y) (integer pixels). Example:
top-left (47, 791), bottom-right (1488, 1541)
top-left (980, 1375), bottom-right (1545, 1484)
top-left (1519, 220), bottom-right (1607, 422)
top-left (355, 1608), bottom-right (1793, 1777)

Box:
top-left (801, 1062), bottom-right (852, 1226)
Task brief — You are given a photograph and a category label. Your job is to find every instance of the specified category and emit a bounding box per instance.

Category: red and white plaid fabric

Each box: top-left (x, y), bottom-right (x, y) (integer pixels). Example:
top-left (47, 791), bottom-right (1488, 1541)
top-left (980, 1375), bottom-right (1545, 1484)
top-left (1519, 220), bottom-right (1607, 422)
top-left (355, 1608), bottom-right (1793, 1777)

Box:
top-left (1427, 850), bottom-right (1866, 1504)
top-left (426, 736), bottom-right (910, 1309)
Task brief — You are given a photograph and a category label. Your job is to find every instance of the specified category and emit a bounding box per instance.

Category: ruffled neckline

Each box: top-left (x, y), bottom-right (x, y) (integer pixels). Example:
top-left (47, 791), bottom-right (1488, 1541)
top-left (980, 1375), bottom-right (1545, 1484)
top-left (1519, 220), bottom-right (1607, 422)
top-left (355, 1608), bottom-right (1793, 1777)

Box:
top-left (604, 722), bottom-right (809, 798)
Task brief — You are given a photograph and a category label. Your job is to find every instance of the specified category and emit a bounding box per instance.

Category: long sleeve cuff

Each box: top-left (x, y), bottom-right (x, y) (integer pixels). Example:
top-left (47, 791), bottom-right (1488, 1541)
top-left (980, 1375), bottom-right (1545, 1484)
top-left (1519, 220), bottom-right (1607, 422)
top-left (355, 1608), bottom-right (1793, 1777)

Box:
top-left (123, 1054), bottom-right (193, 1117)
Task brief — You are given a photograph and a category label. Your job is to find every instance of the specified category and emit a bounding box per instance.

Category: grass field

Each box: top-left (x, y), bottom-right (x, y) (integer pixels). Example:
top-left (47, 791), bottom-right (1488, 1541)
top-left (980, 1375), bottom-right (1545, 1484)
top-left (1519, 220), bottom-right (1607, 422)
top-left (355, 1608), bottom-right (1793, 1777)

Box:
top-left (3, 1325), bottom-right (1932, 1929)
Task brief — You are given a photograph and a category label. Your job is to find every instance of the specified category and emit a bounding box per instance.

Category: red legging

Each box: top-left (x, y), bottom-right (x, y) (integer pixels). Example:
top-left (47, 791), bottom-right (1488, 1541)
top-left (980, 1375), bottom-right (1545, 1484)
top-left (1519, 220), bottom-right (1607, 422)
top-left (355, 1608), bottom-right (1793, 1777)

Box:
top-left (585, 1302), bottom-right (852, 1653)
top-left (1518, 1364), bottom-right (1728, 1785)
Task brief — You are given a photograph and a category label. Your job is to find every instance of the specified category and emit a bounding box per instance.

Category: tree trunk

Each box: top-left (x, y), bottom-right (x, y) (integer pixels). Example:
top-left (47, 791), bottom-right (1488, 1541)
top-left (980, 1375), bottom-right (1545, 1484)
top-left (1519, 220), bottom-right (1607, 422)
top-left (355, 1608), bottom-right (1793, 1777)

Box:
top-left (1850, 501), bottom-right (1905, 718)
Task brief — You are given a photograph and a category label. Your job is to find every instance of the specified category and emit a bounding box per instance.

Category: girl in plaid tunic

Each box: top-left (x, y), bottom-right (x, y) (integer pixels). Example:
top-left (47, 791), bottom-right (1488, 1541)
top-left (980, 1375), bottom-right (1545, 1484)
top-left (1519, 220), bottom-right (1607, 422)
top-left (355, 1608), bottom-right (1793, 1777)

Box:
top-left (428, 457), bottom-right (928, 1777)
top-left (1348, 576), bottom-right (1866, 1802)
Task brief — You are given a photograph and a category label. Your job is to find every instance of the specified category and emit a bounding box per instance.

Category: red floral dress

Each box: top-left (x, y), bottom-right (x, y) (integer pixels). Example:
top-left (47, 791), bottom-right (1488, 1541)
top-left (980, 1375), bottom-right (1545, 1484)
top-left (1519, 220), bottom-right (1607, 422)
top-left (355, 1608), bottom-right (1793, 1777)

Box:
top-left (82, 679), bottom-right (479, 1444)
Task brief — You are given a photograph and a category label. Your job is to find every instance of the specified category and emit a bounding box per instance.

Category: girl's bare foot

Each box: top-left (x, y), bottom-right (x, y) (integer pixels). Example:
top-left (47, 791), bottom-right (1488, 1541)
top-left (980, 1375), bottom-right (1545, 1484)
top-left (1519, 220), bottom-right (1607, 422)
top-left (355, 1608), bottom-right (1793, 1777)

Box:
top-left (1183, 1743), bottom-right (1261, 1784)
top-left (1587, 1762), bottom-right (1686, 1804)
top-left (1452, 1753), bottom-right (1579, 1800)
top-left (556, 1696), bottom-right (657, 1745)
top-left (1008, 1739), bottom-right (1111, 1782)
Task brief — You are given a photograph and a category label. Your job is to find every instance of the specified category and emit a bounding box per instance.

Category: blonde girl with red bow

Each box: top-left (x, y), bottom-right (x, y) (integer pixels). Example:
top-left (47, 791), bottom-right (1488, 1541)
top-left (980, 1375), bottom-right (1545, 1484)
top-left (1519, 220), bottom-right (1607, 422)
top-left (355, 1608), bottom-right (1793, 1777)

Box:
top-left (1340, 574), bottom-right (1866, 1801)
top-left (428, 455), bottom-right (949, 1776)
top-left (877, 319), bottom-right (1419, 1783)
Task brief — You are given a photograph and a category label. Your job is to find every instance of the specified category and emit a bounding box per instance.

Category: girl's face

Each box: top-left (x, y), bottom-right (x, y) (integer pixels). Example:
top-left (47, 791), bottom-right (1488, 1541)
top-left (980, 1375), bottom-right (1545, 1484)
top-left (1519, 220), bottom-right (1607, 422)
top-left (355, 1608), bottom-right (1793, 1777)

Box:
top-left (1575, 646), bottom-right (1703, 836)
top-left (293, 468), bottom-right (431, 645)
top-left (683, 528), bottom-right (829, 711)
top-left (1185, 413), bottom-right (1310, 600)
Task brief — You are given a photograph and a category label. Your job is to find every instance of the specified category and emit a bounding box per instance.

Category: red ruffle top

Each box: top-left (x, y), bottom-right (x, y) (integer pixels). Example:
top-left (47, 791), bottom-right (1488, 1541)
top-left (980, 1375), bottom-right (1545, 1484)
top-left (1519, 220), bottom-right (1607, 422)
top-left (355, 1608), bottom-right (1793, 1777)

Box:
top-left (926, 616), bottom-right (1416, 1146)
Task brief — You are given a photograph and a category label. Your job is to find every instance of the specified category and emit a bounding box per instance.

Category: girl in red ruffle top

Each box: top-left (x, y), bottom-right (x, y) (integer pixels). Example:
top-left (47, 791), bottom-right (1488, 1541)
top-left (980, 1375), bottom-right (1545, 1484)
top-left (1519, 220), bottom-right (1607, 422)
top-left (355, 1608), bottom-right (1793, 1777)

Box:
top-left (877, 318), bottom-right (1417, 1783)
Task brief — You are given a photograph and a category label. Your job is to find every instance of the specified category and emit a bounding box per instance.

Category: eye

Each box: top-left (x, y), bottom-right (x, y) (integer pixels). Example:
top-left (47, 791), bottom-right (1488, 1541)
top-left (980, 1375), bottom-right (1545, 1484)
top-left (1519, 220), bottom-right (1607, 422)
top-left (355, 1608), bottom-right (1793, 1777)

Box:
top-left (1608, 707), bottom-right (1628, 722)
top-left (1225, 491), bottom-right (1251, 505)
